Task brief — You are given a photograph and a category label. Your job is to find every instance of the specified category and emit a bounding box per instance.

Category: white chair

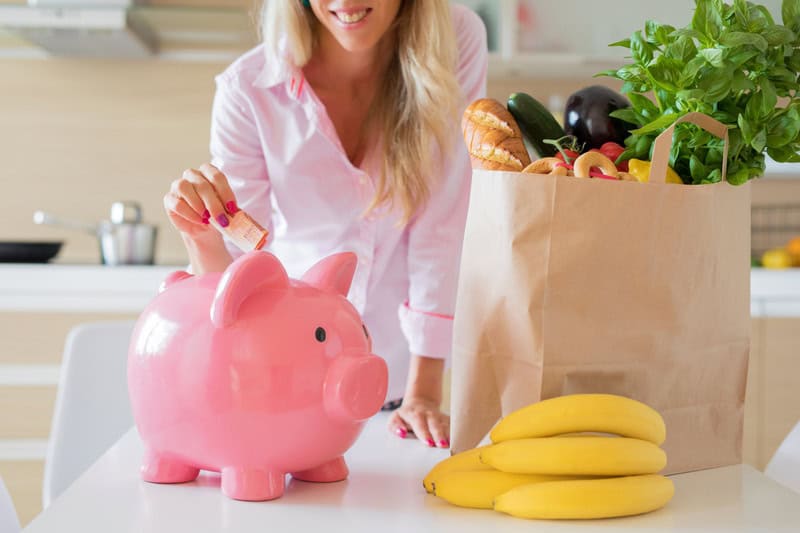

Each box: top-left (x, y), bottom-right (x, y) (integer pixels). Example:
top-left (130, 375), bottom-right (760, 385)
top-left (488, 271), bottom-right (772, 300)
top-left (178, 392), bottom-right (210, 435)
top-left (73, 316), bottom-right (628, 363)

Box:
top-left (765, 420), bottom-right (800, 494)
top-left (43, 321), bottom-right (136, 508)
top-left (0, 476), bottom-right (20, 532)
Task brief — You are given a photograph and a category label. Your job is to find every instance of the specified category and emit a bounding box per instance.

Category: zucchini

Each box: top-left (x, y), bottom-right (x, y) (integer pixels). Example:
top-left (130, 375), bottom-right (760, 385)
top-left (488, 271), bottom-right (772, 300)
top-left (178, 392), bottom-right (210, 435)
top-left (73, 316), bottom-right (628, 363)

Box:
top-left (507, 92), bottom-right (566, 158)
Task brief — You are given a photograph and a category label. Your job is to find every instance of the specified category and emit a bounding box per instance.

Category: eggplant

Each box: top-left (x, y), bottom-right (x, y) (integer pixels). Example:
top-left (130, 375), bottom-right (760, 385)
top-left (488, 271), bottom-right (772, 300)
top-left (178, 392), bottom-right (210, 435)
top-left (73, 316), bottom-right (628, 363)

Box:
top-left (563, 85), bottom-right (635, 150)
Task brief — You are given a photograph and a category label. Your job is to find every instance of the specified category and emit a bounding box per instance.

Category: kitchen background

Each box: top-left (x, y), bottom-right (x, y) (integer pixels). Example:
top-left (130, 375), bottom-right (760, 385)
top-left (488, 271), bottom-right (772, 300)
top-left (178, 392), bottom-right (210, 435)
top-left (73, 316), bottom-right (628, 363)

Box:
top-left (1, 0), bottom-right (799, 526)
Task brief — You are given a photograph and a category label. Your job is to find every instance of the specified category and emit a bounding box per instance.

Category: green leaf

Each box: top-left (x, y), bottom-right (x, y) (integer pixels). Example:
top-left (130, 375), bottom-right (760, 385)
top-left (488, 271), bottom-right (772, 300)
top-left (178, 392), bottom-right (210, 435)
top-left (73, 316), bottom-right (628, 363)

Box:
top-left (738, 113), bottom-right (755, 144)
top-left (782, 0), bottom-right (800, 34)
top-left (727, 167), bottom-right (751, 184)
top-left (693, 0), bottom-right (723, 40)
top-left (761, 25), bottom-right (796, 45)
top-left (609, 108), bottom-right (647, 127)
top-left (768, 144), bottom-right (800, 162)
top-left (690, 154), bottom-right (709, 182)
top-left (731, 70), bottom-right (756, 92)
top-left (627, 92), bottom-right (660, 116)
top-left (699, 48), bottom-right (727, 67)
top-left (752, 129), bottom-right (768, 151)
top-left (645, 20), bottom-right (676, 45)
top-left (719, 31), bottom-right (769, 51)
top-left (631, 113), bottom-right (681, 135)
top-left (734, 0), bottom-right (750, 27)
top-left (609, 38), bottom-right (632, 48)
top-left (630, 30), bottom-right (655, 64)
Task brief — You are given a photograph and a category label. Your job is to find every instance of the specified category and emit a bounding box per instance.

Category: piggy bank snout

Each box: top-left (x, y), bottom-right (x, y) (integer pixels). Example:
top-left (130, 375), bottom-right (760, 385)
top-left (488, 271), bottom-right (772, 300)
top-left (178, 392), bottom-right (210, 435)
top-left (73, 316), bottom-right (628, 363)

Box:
top-left (324, 354), bottom-right (388, 422)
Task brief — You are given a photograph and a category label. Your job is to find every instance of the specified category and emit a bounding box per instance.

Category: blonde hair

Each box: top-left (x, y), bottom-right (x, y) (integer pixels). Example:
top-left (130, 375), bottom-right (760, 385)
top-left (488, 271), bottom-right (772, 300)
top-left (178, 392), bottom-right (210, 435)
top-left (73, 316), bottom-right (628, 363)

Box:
top-left (260, 0), bottom-right (461, 224)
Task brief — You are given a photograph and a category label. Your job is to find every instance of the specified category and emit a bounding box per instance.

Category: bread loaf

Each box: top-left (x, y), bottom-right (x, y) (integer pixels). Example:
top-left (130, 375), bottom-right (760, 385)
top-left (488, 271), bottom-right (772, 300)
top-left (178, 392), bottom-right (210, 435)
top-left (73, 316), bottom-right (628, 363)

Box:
top-left (462, 99), bottom-right (531, 171)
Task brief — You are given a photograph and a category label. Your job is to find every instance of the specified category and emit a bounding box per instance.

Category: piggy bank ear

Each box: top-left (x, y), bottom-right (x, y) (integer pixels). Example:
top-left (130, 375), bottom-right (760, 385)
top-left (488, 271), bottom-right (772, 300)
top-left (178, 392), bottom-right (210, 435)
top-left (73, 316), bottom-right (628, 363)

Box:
top-left (301, 252), bottom-right (357, 297)
top-left (211, 251), bottom-right (289, 328)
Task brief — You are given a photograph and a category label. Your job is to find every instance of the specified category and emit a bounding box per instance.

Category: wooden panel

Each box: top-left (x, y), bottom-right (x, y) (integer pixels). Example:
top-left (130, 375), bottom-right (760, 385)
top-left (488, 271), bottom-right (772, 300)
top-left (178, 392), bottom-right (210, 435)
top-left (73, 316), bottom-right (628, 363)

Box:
top-left (762, 318), bottom-right (800, 467)
top-left (0, 58), bottom-right (220, 266)
top-left (0, 460), bottom-right (44, 527)
top-left (0, 387), bottom-right (56, 439)
top-left (0, 312), bottom-right (137, 365)
top-left (743, 318), bottom-right (765, 468)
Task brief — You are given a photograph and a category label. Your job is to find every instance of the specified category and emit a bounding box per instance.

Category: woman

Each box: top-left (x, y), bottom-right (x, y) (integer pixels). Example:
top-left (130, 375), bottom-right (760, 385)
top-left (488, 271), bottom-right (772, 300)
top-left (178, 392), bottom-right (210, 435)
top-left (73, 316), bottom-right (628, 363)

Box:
top-left (163, 0), bottom-right (487, 448)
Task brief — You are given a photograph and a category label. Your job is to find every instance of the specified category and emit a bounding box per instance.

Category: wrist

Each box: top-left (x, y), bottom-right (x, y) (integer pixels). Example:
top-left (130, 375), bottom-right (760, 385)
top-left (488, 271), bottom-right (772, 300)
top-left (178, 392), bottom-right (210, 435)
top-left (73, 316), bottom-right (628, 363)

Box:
top-left (404, 355), bottom-right (444, 405)
top-left (182, 231), bottom-right (232, 275)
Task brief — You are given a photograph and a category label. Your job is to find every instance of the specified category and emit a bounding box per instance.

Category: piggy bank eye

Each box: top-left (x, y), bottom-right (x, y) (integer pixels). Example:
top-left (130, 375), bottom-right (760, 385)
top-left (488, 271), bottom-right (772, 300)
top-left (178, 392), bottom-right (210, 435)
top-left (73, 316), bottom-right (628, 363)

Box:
top-left (362, 324), bottom-right (369, 339)
top-left (315, 327), bottom-right (327, 342)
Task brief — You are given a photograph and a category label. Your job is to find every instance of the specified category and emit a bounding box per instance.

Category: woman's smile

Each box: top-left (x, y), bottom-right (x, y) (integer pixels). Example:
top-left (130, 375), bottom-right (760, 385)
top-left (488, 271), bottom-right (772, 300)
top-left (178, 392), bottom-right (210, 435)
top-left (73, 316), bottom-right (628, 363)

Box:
top-left (330, 6), bottom-right (372, 27)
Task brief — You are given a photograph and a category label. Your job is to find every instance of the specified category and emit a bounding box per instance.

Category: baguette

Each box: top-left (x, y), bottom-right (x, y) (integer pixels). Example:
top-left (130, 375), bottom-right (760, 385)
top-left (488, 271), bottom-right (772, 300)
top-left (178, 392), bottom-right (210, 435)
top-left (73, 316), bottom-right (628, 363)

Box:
top-left (462, 99), bottom-right (531, 171)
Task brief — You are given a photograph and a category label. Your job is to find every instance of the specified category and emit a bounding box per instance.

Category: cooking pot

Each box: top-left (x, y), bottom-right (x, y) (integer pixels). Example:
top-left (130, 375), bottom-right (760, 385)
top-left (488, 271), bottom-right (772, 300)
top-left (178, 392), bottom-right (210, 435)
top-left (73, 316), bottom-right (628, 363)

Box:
top-left (33, 201), bottom-right (157, 265)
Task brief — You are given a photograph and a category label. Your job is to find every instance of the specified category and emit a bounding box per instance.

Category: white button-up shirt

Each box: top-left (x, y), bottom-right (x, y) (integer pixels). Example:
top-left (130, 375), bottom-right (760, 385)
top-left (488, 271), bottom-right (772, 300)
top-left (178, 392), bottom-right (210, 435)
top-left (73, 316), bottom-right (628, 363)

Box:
top-left (210, 4), bottom-right (488, 401)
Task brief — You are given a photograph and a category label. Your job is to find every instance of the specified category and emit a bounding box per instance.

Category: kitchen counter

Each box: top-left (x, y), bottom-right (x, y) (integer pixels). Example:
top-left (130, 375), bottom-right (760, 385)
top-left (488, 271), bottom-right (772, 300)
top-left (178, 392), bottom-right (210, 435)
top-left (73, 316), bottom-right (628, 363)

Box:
top-left (22, 412), bottom-right (800, 532)
top-left (2, 264), bottom-right (799, 317)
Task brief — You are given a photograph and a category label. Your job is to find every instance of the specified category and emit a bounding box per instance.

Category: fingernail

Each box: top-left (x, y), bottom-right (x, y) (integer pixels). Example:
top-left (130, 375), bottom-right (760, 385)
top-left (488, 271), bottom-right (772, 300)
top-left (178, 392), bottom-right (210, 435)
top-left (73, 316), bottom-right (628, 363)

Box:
top-left (426, 439), bottom-right (435, 447)
top-left (202, 209), bottom-right (210, 219)
top-left (202, 217), bottom-right (210, 225)
top-left (439, 440), bottom-right (449, 447)
top-left (226, 201), bottom-right (239, 214)
top-left (396, 428), bottom-right (407, 438)
top-left (216, 214), bottom-right (229, 228)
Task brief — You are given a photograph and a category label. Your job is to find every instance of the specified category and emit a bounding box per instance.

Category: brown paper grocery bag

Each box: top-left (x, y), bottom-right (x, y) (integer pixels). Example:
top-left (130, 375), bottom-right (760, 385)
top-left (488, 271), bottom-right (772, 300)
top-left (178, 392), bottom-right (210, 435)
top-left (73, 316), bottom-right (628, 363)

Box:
top-left (451, 113), bottom-right (751, 474)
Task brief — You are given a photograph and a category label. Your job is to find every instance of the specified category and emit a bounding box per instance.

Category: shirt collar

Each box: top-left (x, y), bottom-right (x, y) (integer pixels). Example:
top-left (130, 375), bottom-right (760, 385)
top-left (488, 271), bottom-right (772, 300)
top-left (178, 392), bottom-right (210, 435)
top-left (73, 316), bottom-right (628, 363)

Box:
top-left (253, 36), bottom-right (306, 100)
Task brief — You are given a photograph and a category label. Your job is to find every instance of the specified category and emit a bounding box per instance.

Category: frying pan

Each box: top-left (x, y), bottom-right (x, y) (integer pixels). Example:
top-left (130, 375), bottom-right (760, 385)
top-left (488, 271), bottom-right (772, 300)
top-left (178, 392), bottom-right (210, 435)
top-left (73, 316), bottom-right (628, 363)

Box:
top-left (0, 241), bottom-right (63, 263)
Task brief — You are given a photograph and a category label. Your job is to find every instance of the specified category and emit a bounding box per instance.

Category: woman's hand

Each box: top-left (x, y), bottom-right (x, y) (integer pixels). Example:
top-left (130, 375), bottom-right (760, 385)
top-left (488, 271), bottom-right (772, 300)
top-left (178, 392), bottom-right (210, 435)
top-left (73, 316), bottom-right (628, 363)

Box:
top-left (388, 397), bottom-right (450, 448)
top-left (163, 163), bottom-right (237, 274)
top-left (387, 355), bottom-right (449, 448)
top-left (163, 163), bottom-right (239, 242)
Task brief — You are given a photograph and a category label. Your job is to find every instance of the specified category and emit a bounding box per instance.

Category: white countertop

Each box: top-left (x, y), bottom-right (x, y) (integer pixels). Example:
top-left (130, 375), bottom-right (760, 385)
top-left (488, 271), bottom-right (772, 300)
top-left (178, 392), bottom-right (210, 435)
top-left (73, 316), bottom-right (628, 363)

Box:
top-left (22, 413), bottom-right (800, 533)
top-left (1, 264), bottom-right (800, 316)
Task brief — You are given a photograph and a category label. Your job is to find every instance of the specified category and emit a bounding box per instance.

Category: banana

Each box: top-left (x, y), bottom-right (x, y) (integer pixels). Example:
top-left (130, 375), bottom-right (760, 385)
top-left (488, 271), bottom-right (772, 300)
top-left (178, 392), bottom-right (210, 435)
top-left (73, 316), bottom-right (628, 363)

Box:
top-left (490, 394), bottom-right (666, 445)
top-left (422, 445), bottom-right (492, 494)
top-left (480, 437), bottom-right (666, 476)
top-left (433, 470), bottom-right (591, 509)
top-left (494, 474), bottom-right (674, 520)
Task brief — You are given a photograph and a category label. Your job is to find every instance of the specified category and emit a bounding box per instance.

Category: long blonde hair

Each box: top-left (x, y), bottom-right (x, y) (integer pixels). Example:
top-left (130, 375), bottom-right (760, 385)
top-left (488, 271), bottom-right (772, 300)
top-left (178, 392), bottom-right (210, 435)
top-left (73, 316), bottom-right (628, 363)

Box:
top-left (260, 0), bottom-right (461, 224)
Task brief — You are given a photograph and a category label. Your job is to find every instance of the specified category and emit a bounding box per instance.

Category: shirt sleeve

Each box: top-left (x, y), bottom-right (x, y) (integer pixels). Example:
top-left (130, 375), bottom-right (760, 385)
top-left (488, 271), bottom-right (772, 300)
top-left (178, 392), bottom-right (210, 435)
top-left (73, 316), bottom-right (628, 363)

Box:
top-left (398, 6), bottom-right (488, 360)
top-left (209, 72), bottom-right (273, 260)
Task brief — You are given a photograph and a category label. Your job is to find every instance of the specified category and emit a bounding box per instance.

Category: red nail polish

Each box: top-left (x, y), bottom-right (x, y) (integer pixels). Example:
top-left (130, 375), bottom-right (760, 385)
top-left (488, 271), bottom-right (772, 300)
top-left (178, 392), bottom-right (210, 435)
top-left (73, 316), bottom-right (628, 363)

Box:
top-left (439, 440), bottom-right (449, 447)
top-left (426, 439), bottom-right (435, 447)
top-left (202, 209), bottom-right (210, 219)
top-left (396, 428), bottom-right (407, 438)
top-left (216, 214), bottom-right (229, 228)
top-left (202, 217), bottom-right (210, 225)
top-left (226, 201), bottom-right (239, 214)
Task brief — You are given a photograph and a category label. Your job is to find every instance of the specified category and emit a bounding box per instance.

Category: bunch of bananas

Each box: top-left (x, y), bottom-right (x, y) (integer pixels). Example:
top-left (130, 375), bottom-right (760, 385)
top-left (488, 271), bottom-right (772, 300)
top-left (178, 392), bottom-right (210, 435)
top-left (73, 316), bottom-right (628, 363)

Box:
top-left (425, 394), bottom-right (674, 520)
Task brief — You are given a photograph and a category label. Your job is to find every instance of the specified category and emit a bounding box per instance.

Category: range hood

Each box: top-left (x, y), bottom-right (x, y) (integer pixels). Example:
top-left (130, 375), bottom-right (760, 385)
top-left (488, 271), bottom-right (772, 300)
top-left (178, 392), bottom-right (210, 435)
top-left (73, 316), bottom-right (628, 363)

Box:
top-left (0, 0), bottom-right (257, 59)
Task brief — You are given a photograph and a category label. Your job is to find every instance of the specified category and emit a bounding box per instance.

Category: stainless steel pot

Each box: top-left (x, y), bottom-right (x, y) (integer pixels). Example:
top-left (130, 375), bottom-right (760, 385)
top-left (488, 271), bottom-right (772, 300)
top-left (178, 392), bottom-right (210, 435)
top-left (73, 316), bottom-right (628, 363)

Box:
top-left (33, 201), bottom-right (158, 265)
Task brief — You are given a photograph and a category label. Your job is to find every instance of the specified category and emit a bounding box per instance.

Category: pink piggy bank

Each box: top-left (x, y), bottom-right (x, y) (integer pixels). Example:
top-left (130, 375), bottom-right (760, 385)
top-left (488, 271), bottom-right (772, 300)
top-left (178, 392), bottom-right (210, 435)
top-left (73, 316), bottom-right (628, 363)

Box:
top-left (128, 251), bottom-right (388, 501)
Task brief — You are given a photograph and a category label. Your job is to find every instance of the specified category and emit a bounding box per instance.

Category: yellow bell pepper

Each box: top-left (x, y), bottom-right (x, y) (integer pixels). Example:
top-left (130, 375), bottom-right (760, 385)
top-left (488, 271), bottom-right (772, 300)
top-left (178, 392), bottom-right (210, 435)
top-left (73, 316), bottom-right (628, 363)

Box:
top-left (627, 159), bottom-right (684, 184)
top-left (761, 248), bottom-right (793, 269)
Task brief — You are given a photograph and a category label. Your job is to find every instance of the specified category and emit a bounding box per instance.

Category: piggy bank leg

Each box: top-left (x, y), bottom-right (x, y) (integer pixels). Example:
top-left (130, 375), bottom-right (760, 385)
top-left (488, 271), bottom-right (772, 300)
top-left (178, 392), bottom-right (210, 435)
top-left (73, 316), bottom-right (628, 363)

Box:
top-left (291, 456), bottom-right (348, 483)
top-left (221, 467), bottom-right (285, 501)
top-left (141, 448), bottom-right (200, 484)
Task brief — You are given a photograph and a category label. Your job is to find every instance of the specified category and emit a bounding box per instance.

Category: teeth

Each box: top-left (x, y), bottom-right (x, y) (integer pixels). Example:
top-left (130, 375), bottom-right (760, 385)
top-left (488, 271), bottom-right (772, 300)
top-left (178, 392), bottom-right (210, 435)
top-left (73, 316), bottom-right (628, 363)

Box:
top-left (336, 9), bottom-right (367, 23)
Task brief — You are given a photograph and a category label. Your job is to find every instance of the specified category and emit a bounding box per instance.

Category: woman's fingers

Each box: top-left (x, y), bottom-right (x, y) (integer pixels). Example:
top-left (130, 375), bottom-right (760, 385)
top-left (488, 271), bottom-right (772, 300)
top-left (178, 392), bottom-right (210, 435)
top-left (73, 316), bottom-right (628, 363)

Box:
top-left (199, 163), bottom-right (239, 215)
top-left (164, 193), bottom-right (205, 225)
top-left (387, 411), bottom-right (410, 439)
top-left (170, 174), bottom-right (207, 221)
top-left (428, 412), bottom-right (450, 448)
top-left (183, 168), bottom-right (230, 227)
top-left (404, 410), bottom-right (435, 447)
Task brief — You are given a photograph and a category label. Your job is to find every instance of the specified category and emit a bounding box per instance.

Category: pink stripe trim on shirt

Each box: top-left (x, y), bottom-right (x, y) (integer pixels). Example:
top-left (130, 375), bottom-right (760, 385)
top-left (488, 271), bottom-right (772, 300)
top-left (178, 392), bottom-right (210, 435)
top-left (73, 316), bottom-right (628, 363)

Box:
top-left (296, 76), bottom-right (305, 97)
top-left (402, 301), bottom-right (454, 320)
